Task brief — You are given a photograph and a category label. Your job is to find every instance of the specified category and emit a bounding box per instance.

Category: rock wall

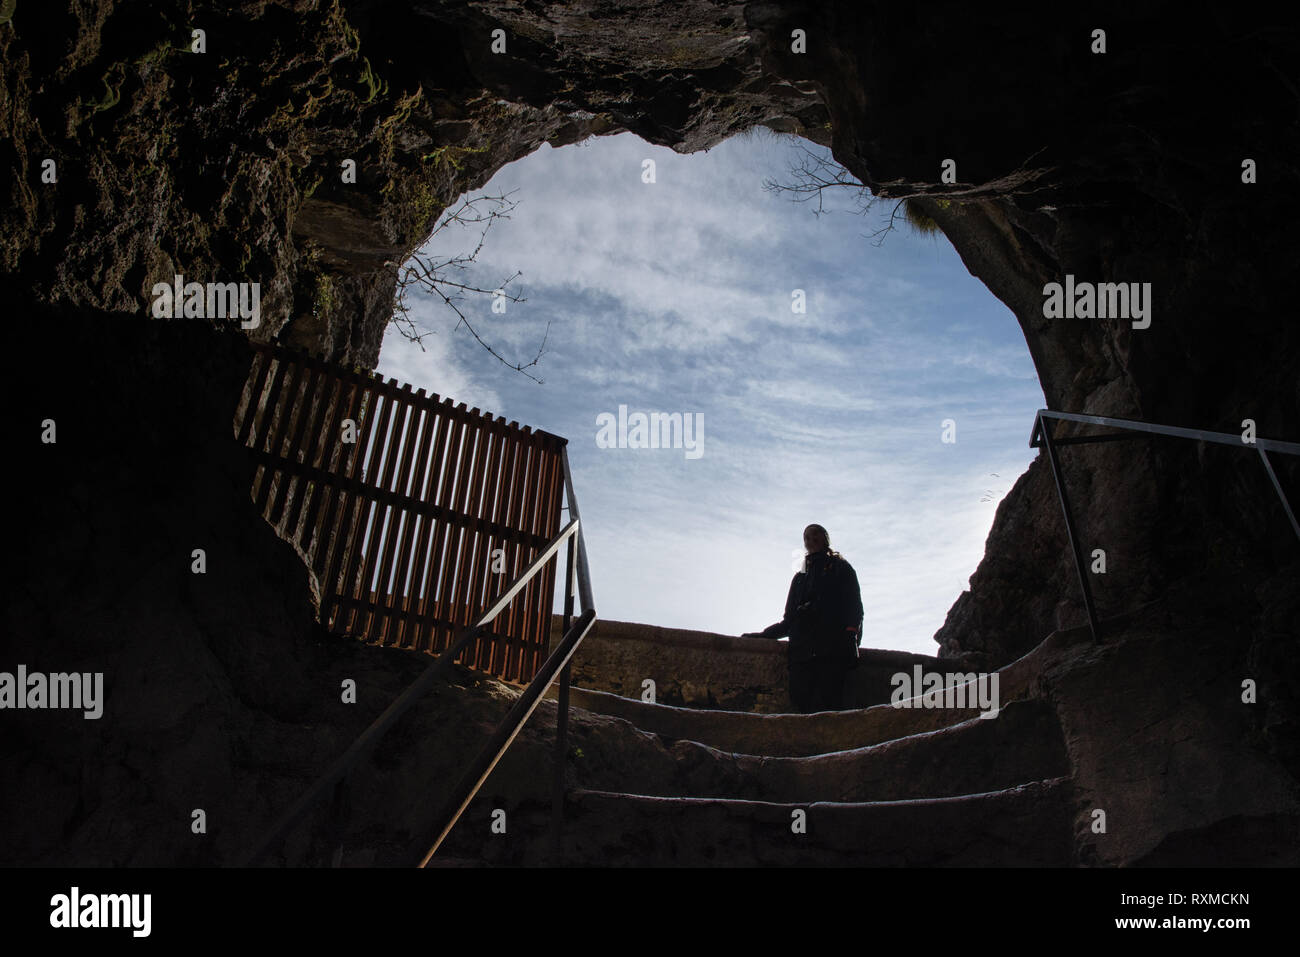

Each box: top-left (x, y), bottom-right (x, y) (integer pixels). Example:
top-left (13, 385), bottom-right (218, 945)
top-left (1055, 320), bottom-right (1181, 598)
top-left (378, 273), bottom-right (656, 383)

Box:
top-left (4, 0), bottom-right (1295, 660)
top-left (3, 2), bottom-right (1298, 864)
top-left (4, 306), bottom-right (321, 864)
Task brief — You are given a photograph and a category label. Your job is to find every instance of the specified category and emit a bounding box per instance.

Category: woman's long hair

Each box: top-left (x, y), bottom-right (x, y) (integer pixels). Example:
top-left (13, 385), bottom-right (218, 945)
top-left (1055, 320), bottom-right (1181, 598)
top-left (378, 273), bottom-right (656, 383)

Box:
top-left (803, 523), bottom-right (843, 567)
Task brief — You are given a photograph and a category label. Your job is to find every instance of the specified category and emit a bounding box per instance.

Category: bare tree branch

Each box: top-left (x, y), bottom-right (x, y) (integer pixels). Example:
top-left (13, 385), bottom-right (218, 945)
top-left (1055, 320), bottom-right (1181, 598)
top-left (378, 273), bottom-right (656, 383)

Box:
top-left (386, 190), bottom-right (550, 383)
top-left (762, 141), bottom-right (876, 217)
top-left (765, 144), bottom-right (945, 246)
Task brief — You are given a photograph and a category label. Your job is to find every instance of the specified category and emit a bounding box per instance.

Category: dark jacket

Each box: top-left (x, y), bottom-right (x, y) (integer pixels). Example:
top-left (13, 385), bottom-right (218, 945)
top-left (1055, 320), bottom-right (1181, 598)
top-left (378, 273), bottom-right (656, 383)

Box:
top-left (759, 549), bottom-right (863, 665)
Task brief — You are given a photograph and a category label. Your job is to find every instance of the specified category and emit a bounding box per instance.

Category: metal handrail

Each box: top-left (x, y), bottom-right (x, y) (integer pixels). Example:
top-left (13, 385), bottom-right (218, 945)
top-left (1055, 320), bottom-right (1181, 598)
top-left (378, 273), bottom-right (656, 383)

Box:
top-left (415, 607), bottom-right (597, 865)
top-left (416, 445), bottom-right (596, 865)
top-left (1031, 409), bottom-right (1299, 644)
top-left (240, 506), bottom-right (591, 866)
top-left (561, 443), bottom-right (596, 614)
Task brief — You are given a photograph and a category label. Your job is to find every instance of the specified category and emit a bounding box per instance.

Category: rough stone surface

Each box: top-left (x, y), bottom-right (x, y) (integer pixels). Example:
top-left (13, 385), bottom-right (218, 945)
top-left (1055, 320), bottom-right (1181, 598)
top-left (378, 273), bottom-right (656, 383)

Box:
top-left (3, 2), bottom-right (1298, 867)
top-left (533, 780), bottom-right (1077, 867)
top-left (551, 615), bottom-right (946, 712)
top-left (1040, 583), bottom-right (1300, 866)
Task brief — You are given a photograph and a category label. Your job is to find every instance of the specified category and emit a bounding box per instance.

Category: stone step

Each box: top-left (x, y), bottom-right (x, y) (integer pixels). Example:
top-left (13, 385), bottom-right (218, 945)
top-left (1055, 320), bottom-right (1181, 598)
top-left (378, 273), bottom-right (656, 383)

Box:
top-left (546, 623), bottom-right (1091, 756)
top-left (381, 626), bottom-right (1092, 866)
top-left (497, 777), bottom-right (1076, 866)
top-left (572, 697), bottom-right (1069, 803)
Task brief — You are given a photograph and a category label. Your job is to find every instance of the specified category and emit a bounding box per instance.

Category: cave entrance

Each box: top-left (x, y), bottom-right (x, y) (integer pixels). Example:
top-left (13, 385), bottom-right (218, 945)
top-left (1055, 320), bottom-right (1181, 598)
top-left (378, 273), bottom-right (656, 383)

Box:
top-left (378, 131), bottom-right (1045, 657)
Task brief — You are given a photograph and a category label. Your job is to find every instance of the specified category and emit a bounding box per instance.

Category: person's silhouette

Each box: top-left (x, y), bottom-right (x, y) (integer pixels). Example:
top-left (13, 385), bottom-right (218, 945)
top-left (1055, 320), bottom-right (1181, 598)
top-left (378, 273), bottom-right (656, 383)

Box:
top-left (743, 524), bottom-right (863, 713)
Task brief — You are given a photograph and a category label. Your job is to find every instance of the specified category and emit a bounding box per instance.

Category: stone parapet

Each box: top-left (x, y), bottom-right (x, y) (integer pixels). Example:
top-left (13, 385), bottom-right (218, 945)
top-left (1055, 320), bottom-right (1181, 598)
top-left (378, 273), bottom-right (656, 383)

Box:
top-left (549, 615), bottom-right (945, 713)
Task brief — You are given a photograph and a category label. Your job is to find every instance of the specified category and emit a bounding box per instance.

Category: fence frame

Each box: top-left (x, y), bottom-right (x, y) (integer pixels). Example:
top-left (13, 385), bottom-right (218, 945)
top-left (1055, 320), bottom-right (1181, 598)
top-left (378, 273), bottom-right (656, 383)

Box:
top-left (235, 341), bottom-right (598, 867)
top-left (235, 341), bottom-right (568, 683)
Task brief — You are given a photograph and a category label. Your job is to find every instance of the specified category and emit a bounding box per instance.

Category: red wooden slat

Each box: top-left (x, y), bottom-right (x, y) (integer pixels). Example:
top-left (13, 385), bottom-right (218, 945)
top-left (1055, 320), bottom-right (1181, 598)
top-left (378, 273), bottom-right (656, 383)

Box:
top-left (466, 416), bottom-right (507, 670)
top-left (361, 385), bottom-right (419, 642)
top-left (383, 394), bottom-right (436, 648)
top-left (321, 380), bottom-right (385, 630)
top-left (235, 349), bottom-right (274, 447)
top-left (483, 422), bottom-right (521, 677)
top-left (350, 385), bottom-right (409, 639)
top-left (524, 441), bottom-right (560, 680)
top-left (335, 382), bottom-right (398, 636)
top-left (405, 400), bottom-right (453, 654)
top-left (248, 354), bottom-right (292, 506)
top-left (525, 446), bottom-right (561, 680)
top-left (420, 402), bottom-right (467, 657)
top-left (522, 433), bottom-right (552, 679)
top-left (451, 414), bottom-right (494, 670)
top-left (438, 407), bottom-right (483, 665)
top-left (267, 361), bottom-right (322, 529)
top-left (253, 358), bottom-right (305, 516)
top-left (283, 370), bottom-right (343, 550)
top-left (494, 426), bottom-right (529, 678)
top-left (302, 377), bottom-right (362, 574)
top-left (530, 443), bottom-right (563, 677)
top-left (506, 432), bottom-right (541, 681)
top-left (511, 439), bottom-right (539, 681)
top-left (505, 427), bottom-right (538, 679)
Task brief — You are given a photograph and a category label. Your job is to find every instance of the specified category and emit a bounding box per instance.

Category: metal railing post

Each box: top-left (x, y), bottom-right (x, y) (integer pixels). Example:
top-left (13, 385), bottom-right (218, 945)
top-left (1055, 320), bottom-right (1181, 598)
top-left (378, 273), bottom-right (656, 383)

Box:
top-left (416, 607), bottom-right (597, 867)
top-left (560, 448), bottom-right (595, 615)
top-left (551, 532), bottom-right (577, 861)
top-left (1038, 412), bottom-right (1103, 643)
top-left (1031, 408), bottom-right (1300, 641)
top-left (239, 519), bottom-right (581, 867)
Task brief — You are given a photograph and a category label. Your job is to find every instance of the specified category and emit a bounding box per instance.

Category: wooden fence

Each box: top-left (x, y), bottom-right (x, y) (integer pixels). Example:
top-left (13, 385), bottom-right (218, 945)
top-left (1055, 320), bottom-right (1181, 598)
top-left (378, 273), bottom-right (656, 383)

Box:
top-left (233, 341), bottom-right (568, 683)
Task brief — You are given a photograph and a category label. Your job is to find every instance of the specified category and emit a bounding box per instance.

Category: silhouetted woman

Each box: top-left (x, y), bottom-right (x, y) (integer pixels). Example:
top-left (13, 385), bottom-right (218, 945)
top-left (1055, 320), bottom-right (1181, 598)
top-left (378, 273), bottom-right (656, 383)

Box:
top-left (742, 524), bottom-right (863, 714)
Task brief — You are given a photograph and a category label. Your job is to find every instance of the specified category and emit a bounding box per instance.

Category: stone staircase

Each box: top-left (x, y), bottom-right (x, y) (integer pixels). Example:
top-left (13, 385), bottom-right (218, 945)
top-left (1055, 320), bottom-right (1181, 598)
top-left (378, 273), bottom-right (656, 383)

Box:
top-left (429, 622), bottom-right (1095, 867)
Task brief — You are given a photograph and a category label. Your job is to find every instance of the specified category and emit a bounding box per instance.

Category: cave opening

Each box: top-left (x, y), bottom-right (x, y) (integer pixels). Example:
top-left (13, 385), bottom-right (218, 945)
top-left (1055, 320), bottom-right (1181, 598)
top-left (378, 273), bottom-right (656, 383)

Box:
top-left (376, 130), bottom-right (1046, 657)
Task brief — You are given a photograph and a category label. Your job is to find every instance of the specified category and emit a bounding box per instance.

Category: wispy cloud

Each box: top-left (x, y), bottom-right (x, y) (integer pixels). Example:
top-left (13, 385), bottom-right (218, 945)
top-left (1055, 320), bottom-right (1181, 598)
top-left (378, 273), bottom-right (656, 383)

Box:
top-left (380, 132), bottom-right (1045, 655)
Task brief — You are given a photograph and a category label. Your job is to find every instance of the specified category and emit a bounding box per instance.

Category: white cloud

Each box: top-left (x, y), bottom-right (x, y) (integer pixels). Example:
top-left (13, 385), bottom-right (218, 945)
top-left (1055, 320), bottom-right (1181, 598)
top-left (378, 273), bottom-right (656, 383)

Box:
top-left (378, 131), bottom-right (1046, 655)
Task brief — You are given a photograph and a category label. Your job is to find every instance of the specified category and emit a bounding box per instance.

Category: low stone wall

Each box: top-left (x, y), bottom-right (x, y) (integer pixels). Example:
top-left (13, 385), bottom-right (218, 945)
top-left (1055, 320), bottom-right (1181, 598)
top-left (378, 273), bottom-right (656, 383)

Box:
top-left (549, 616), bottom-right (944, 714)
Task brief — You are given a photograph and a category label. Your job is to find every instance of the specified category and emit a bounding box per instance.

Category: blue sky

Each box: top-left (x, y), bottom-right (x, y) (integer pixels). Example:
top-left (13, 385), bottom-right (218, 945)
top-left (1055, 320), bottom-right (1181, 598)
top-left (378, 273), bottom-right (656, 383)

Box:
top-left (377, 131), bottom-right (1045, 656)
